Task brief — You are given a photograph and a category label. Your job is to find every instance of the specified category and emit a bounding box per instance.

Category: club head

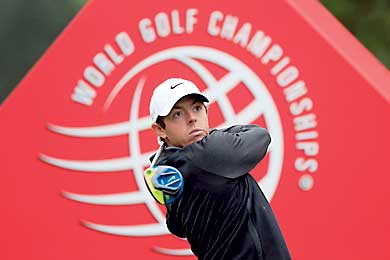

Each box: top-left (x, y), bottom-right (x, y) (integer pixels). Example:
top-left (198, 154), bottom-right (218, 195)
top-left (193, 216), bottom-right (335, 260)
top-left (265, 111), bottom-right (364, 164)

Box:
top-left (144, 165), bottom-right (184, 205)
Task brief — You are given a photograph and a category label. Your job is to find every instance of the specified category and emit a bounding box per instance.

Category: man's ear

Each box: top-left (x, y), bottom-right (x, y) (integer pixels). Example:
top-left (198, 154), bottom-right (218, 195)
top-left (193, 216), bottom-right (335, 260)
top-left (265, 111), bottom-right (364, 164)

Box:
top-left (151, 122), bottom-right (167, 139)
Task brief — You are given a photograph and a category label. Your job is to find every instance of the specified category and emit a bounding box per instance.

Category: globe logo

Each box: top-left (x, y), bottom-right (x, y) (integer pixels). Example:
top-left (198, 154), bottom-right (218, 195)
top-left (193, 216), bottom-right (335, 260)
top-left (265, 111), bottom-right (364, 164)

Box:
top-left (40, 46), bottom-right (284, 256)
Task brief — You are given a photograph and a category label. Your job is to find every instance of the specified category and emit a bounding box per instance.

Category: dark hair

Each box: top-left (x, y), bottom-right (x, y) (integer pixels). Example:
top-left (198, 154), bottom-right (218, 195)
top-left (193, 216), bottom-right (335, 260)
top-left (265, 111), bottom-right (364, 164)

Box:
top-left (156, 95), bottom-right (208, 130)
top-left (156, 116), bottom-right (166, 129)
top-left (155, 104), bottom-right (208, 130)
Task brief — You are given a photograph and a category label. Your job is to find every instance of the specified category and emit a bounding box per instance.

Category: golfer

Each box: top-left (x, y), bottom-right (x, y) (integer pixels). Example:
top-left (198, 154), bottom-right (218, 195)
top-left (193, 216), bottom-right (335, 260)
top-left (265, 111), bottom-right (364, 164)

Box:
top-left (148, 78), bottom-right (291, 260)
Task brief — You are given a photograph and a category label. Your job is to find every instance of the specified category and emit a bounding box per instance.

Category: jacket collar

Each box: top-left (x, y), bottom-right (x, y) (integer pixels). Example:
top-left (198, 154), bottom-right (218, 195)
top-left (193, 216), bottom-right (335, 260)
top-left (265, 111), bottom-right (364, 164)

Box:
top-left (149, 144), bottom-right (181, 165)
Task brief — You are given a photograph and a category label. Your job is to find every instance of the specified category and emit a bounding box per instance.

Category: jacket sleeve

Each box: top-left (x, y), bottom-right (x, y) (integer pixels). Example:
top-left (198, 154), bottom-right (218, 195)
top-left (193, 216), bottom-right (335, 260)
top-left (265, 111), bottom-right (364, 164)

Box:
top-left (182, 125), bottom-right (271, 178)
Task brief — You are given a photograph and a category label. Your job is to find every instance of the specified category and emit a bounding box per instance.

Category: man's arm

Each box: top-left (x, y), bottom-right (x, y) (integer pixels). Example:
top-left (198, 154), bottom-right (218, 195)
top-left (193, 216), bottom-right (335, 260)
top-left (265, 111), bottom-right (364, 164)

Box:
top-left (183, 125), bottom-right (271, 178)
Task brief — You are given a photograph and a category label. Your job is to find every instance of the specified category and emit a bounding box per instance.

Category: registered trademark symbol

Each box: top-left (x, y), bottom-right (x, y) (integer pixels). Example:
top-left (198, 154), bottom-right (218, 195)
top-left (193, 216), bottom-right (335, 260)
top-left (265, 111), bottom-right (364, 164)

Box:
top-left (298, 174), bottom-right (314, 191)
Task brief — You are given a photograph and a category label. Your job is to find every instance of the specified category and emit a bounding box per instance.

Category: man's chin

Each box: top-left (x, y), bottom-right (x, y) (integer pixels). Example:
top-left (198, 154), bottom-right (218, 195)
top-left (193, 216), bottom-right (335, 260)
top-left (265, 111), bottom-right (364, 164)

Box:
top-left (193, 134), bottom-right (206, 143)
top-left (181, 136), bottom-right (202, 147)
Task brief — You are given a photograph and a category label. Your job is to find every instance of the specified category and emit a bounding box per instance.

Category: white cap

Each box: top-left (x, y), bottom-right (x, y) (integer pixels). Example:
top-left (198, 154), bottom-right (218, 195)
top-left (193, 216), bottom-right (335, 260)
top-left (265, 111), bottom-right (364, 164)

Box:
top-left (149, 78), bottom-right (209, 122)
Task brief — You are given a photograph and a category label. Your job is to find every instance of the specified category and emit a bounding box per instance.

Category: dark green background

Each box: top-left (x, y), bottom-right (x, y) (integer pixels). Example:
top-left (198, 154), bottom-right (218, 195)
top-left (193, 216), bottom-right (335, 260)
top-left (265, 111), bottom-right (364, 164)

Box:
top-left (0, 0), bottom-right (388, 103)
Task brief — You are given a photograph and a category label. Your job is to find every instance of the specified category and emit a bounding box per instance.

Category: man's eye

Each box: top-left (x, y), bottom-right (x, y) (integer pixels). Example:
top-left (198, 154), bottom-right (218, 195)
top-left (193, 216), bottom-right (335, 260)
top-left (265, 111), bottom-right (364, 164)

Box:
top-left (173, 111), bottom-right (182, 118)
top-left (193, 105), bottom-right (202, 112)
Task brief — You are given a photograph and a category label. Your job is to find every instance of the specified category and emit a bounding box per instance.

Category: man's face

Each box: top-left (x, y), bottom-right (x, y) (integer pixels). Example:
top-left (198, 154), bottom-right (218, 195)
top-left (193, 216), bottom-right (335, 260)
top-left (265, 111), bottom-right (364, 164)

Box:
top-left (152, 95), bottom-right (210, 148)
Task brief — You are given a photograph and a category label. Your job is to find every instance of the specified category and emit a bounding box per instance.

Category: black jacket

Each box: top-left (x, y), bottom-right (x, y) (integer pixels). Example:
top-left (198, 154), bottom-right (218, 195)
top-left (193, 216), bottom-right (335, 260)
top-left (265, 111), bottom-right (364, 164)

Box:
top-left (154, 125), bottom-right (291, 260)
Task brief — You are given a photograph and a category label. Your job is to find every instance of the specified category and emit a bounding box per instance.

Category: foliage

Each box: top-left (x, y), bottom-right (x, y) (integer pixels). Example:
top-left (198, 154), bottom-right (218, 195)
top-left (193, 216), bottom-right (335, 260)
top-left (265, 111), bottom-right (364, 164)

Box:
top-left (320, 0), bottom-right (389, 68)
top-left (0, 0), bottom-right (87, 102)
top-left (0, 0), bottom-right (388, 103)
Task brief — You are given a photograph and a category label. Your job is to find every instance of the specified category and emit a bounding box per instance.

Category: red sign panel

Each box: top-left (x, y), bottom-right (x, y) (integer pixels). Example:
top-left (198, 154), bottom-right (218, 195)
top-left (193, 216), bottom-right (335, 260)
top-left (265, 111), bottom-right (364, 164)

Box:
top-left (1, 0), bottom-right (389, 259)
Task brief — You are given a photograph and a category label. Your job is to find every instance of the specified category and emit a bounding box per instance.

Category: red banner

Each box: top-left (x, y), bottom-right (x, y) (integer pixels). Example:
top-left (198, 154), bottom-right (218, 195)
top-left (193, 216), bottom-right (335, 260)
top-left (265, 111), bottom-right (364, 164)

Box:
top-left (1, 0), bottom-right (389, 259)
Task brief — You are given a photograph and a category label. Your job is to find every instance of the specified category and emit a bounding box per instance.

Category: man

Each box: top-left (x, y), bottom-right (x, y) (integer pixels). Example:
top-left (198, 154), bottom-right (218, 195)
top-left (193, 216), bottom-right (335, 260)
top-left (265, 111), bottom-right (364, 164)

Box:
top-left (148, 78), bottom-right (291, 260)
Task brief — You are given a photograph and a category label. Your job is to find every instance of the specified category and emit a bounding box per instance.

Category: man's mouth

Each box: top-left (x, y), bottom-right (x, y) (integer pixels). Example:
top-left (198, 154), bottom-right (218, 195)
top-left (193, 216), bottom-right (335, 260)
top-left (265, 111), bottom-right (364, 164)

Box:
top-left (189, 128), bottom-right (205, 136)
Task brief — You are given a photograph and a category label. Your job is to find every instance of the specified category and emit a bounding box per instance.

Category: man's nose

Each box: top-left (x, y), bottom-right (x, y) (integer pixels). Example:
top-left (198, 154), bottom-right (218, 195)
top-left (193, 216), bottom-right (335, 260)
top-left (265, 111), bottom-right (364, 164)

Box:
top-left (187, 111), bottom-right (197, 124)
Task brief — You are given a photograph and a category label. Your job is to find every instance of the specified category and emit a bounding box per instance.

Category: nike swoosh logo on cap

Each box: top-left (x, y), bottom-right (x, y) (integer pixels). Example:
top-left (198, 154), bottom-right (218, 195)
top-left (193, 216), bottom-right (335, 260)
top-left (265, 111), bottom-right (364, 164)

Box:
top-left (170, 82), bottom-right (184, 89)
